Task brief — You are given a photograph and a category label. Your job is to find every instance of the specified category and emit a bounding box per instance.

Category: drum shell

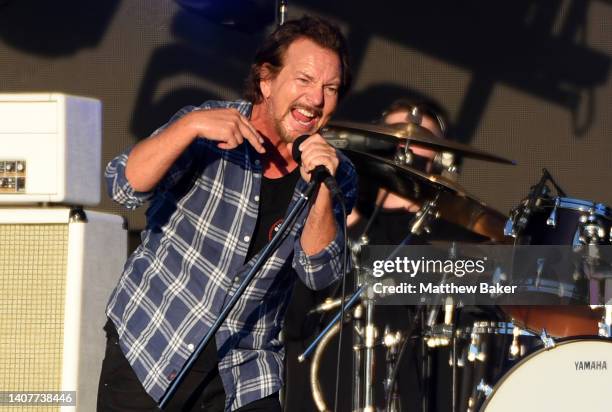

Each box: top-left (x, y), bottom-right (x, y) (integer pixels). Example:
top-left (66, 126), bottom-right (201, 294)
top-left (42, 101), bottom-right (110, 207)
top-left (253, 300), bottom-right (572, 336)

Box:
top-left (504, 197), bottom-right (612, 337)
top-left (480, 337), bottom-right (612, 412)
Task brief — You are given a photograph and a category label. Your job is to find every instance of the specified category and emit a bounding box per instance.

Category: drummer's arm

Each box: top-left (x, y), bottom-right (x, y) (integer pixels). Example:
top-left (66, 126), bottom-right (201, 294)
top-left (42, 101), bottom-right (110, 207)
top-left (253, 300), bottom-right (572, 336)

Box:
top-left (347, 208), bottom-right (363, 228)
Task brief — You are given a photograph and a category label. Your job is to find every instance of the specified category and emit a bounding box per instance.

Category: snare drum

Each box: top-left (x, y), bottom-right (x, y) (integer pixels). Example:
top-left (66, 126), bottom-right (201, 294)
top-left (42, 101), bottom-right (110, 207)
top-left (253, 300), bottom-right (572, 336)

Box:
top-left (503, 196), bottom-right (612, 337)
top-left (481, 338), bottom-right (612, 412)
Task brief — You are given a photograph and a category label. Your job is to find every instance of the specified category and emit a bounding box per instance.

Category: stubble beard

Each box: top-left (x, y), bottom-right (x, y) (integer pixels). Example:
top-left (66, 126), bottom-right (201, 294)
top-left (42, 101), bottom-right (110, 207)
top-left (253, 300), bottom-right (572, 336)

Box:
top-left (267, 100), bottom-right (296, 144)
top-left (274, 116), bottom-right (295, 144)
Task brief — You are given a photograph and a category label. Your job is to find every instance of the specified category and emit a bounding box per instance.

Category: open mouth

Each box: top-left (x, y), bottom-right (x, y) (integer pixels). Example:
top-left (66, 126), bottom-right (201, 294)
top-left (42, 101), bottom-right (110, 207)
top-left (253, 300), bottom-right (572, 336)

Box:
top-left (290, 106), bottom-right (320, 130)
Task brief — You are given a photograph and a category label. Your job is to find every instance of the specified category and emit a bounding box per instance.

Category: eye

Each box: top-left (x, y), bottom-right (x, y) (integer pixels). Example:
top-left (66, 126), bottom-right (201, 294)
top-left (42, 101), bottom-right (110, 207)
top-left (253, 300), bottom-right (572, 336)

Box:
top-left (297, 77), bottom-right (309, 85)
top-left (325, 86), bottom-right (339, 96)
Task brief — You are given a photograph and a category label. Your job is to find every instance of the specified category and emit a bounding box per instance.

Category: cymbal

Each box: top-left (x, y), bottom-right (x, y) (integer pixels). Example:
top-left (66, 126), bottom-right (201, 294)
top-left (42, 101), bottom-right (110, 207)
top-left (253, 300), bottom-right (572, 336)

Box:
top-left (323, 120), bottom-right (516, 165)
top-left (344, 149), bottom-right (507, 241)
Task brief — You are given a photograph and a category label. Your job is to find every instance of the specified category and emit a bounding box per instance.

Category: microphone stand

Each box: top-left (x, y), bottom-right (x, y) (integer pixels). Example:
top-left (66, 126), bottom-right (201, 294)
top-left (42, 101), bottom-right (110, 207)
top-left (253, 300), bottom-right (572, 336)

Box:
top-left (159, 176), bottom-right (328, 409)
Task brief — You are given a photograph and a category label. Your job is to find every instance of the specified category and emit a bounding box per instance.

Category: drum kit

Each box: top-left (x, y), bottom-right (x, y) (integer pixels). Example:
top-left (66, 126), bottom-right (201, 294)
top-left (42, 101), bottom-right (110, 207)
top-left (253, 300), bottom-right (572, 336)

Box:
top-left (298, 113), bottom-right (612, 412)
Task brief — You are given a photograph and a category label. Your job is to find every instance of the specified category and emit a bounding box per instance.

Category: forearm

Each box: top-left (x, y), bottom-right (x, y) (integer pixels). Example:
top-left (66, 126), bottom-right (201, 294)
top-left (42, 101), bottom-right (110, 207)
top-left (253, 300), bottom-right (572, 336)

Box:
top-left (125, 115), bottom-right (196, 192)
top-left (300, 186), bottom-right (337, 256)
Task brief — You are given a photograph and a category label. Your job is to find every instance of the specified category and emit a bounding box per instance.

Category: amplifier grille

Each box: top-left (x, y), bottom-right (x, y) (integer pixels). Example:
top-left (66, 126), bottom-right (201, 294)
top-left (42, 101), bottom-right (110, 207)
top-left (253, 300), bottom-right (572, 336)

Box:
top-left (0, 224), bottom-right (68, 408)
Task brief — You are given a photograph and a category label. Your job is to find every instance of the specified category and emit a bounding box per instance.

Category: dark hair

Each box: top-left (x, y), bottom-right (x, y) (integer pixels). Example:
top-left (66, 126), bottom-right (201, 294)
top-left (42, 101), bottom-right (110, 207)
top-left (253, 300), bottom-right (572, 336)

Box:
top-left (381, 98), bottom-right (450, 136)
top-left (243, 15), bottom-right (351, 103)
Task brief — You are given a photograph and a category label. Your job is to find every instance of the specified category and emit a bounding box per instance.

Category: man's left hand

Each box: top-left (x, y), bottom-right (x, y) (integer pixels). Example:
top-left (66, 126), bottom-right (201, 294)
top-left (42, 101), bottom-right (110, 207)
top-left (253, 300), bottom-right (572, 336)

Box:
top-left (288, 133), bottom-right (339, 183)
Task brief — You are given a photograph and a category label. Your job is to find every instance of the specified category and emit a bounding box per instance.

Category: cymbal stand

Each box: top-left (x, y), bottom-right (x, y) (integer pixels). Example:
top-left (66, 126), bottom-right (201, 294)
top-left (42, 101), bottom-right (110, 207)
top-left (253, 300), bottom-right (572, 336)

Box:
top-left (302, 188), bottom-right (443, 412)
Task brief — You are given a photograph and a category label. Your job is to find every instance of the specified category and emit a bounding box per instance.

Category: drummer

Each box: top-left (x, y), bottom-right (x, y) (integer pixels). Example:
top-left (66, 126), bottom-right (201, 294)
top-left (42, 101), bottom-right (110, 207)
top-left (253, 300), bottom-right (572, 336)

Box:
top-left (346, 98), bottom-right (487, 244)
top-left (351, 98), bottom-right (447, 214)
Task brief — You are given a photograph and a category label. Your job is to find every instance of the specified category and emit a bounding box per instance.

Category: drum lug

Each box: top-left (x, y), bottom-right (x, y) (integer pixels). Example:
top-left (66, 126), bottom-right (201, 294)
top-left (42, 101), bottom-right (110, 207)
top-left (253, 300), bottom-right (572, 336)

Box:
top-left (598, 320), bottom-right (611, 338)
top-left (509, 326), bottom-right (521, 358)
top-left (476, 379), bottom-right (493, 398)
top-left (597, 305), bottom-right (612, 338)
top-left (546, 197), bottom-right (560, 227)
top-left (504, 217), bottom-right (515, 237)
top-left (468, 330), bottom-right (486, 362)
top-left (578, 213), bottom-right (607, 245)
top-left (539, 329), bottom-right (556, 349)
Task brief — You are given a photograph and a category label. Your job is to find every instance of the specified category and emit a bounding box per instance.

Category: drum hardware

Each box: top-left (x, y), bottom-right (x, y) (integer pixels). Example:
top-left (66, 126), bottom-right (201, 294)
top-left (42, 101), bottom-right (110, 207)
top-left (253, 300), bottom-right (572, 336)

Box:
top-left (593, 304), bottom-right (612, 337)
top-left (424, 246), bottom-right (457, 350)
top-left (298, 285), bottom-right (366, 363)
top-left (475, 379), bottom-right (494, 400)
top-left (504, 169), bottom-right (553, 238)
top-left (382, 327), bottom-right (402, 412)
top-left (437, 154), bottom-right (458, 182)
top-left (311, 320), bottom-right (341, 412)
top-left (425, 298), bottom-right (455, 348)
top-left (411, 197), bottom-right (439, 235)
top-left (545, 197), bottom-right (560, 227)
top-left (449, 347), bottom-right (466, 368)
top-left (509, 327), bottom-right (521, 359)
top-left (363, 296), bottom-right (377, 411)
top-left (448, 319), bottom-right (542, 412)
top-left (539, 329), bottom-right (555, 349)
top-left (305, 181), bottom-right (442, 411)
top-left (426, 323), bottom-right (454, 348)
top-left (352, 304), bottom-right (364, 411)
top-left (503, 170), bottom-right (612, 338)
top-left (307, 295), bottom-right (357, 315)
top-left (467, 331), bottom-right (487, 362)
top-left (578, 213), bottom-right (608, 245)
top-left (407, 105), bottom-right (423, 125)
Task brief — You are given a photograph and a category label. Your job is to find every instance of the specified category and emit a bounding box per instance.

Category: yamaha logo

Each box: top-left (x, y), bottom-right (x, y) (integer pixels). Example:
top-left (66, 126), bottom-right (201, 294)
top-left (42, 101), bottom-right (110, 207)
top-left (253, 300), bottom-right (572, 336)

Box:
top-left (574, 361), bottom-right (608, 371)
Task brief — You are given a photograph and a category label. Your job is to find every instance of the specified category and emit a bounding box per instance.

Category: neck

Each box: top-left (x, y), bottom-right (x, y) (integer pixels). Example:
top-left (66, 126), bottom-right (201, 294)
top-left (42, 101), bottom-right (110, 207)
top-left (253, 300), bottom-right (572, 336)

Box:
top-left (251, 102), bottom-right (298, 178)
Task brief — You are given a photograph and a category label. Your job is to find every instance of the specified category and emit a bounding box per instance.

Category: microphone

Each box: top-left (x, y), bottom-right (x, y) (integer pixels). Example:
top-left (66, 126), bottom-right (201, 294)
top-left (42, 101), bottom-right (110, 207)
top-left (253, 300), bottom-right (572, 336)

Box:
top-left (292, 134), bottom-right (342, 199)
top-left (320, 129), bottom-right (396, 155)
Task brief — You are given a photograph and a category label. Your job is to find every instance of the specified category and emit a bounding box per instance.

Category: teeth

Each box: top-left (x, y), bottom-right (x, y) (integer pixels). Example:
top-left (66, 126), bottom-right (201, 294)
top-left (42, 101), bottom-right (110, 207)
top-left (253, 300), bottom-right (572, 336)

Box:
top-left (296, 107), bottom-right (315, 118)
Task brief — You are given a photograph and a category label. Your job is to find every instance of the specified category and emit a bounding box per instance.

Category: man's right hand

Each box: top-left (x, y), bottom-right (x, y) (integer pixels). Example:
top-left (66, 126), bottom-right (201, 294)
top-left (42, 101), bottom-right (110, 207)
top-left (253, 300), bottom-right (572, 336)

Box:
top-left (126, 107), bottom-right (266, 193)
top-left (184, 108), bottom-right (266, 153)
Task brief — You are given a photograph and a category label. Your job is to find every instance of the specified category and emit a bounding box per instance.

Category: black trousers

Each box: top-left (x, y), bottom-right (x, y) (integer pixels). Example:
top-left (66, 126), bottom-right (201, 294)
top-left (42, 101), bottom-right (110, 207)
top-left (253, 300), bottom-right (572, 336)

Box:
top-left (97, 319), bottom-right (281, 412)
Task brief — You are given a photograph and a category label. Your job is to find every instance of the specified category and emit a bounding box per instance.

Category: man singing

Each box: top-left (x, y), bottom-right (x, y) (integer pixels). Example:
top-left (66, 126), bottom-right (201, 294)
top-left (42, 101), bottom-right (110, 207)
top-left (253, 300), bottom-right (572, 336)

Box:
top-left (97, 16), bottom-right (357, 412)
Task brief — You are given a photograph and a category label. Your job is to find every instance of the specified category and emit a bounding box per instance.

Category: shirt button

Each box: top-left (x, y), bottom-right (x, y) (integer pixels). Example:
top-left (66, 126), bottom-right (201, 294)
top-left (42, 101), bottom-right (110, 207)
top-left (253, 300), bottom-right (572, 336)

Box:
top-left (187, 343), bottom-right (194, 351)
top-left (244, 235), bottom-right (251, 242)
top-left (254, 159), bottom-right (261, 166)
top-left (234, 276), bottom-right (240, 283)
top-left (254, 195), bottom-right (260, 202)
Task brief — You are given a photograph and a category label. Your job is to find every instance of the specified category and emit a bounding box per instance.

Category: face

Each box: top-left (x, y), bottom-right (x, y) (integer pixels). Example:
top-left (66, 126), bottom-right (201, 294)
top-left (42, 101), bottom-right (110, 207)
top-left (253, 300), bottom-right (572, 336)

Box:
top-left (384, 109), bottom-right (443, 159)
top-left (259, 37), bottom-right (342, 143)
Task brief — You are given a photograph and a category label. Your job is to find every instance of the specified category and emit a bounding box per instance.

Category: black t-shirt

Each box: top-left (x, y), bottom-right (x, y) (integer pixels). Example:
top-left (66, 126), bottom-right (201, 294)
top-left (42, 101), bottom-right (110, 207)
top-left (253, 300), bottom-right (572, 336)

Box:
top-left (245, 168), bottom-right (301, 261)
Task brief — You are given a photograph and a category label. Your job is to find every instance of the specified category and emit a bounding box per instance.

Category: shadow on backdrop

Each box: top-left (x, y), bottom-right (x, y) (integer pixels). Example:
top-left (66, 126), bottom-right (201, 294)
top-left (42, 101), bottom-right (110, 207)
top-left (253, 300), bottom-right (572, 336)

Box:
top-left (296, 0), bottom-right (610, 141)
top-left (0, 0), bottom-right (120, 56)
top-left (130, 7), bottom-right (270, 139)
top-left (335, 84), bottom-right (451, 130)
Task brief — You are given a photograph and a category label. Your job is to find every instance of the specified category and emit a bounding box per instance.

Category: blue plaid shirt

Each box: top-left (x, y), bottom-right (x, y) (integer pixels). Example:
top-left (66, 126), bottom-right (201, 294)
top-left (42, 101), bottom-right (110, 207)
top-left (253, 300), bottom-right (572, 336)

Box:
top-left (104, 100), bottom-right (357, 411)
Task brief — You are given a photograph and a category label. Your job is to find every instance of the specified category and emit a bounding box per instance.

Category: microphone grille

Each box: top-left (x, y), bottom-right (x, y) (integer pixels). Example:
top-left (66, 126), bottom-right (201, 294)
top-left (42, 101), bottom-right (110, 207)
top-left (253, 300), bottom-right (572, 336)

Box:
top-left (292, 134), bottom-right (310, 163)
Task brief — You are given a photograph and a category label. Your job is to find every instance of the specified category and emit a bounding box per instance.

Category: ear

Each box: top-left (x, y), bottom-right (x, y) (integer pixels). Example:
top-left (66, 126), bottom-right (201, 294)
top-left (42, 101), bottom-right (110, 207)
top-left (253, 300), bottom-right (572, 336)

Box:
top-left (259, 64), bottom-right (273, 99)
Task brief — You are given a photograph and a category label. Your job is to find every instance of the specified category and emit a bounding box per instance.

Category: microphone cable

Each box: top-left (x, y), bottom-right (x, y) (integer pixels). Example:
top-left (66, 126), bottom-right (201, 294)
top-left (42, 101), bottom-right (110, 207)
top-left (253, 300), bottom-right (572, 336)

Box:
top-left (333, 198), bottom-right (348, 412)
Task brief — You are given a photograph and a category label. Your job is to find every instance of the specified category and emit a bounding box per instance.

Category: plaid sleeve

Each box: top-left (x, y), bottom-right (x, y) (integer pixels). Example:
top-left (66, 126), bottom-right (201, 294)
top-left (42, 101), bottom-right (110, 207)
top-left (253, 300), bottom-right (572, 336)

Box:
top-left (292, 154), bottom-right (358, 290)
top-left (104, 105), bottom-right (205, 210)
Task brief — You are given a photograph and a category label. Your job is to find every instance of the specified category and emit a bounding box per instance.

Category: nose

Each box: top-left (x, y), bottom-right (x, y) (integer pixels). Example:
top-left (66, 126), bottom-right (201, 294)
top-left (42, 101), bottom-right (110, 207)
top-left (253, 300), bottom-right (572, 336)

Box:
top-left (305, 84), bottom-right (324, 107)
